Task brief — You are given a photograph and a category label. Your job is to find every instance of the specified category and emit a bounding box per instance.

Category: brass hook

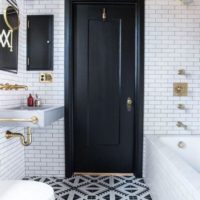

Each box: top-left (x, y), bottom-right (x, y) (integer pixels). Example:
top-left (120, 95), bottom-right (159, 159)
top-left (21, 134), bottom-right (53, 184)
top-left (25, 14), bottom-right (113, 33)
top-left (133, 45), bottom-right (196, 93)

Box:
top-left (102, 8), bottom-right (107, 21)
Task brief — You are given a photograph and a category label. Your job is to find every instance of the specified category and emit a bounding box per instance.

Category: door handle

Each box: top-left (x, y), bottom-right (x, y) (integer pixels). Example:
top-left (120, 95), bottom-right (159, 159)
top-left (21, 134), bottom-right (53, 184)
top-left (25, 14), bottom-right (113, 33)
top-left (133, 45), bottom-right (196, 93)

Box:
top-left (127, 97), bottom-right (133, 112)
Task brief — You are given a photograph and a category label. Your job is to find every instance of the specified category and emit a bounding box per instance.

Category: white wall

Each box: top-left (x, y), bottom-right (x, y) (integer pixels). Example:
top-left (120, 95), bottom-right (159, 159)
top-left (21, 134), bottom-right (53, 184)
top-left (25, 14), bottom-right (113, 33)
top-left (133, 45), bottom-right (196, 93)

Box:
top-left (0, 0), bottom-right (26, 180)
top-left (23, 0), bottom-right (65, 177)
top-left (144, 0), bottom-right (200, 135)
top-left (0, 0), bottom-right (65, 179)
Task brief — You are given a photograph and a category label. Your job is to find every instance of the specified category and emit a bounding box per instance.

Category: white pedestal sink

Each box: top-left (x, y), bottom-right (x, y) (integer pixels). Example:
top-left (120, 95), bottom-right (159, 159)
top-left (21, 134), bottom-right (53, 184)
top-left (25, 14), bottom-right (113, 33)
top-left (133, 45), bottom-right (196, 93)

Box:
top-left (0, 105), bottom-right (64, 127)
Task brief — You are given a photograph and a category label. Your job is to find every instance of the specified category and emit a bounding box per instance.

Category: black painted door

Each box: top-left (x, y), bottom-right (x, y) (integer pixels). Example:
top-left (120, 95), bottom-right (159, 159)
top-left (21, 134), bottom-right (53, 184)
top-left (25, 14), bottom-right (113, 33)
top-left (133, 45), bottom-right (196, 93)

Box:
top-left (74, 5), bottom-right (136, 173)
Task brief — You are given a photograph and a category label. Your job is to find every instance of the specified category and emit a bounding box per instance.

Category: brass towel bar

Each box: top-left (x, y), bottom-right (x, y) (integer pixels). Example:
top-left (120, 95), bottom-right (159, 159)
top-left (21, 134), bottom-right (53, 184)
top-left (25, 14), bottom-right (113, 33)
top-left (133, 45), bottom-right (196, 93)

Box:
top-left (0, 83), bottom-right (28, 90)
top-left (0, 116), bottom-right (38, 124)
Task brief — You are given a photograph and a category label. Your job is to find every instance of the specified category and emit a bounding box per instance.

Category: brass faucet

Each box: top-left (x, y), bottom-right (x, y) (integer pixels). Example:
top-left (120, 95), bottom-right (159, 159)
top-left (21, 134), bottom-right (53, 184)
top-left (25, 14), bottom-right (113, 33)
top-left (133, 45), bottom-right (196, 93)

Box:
top-left (0, 83), bottom-right (28, 90)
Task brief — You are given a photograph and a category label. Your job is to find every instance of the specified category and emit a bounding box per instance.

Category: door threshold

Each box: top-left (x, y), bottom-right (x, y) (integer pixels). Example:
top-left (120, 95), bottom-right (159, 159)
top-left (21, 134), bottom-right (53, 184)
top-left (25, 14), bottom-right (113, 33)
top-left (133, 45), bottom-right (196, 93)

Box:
top-left (74, 172), bottom-right (134, 176)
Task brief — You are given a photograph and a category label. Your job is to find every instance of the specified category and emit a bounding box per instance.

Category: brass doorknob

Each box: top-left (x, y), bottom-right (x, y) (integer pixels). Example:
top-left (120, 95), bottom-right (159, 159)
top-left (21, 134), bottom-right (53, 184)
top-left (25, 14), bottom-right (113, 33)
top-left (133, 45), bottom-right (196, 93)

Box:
top-left (127, 97), bottom-right (133, 112)
top-left (127, 97), bottom-right (133, 106)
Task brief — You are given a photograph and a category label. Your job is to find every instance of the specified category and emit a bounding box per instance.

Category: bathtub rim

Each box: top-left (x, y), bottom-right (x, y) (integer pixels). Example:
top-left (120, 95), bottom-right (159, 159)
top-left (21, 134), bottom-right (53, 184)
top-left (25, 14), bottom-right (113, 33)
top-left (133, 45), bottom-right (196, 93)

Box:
top-left (145, 134), bottom-right (200, 196)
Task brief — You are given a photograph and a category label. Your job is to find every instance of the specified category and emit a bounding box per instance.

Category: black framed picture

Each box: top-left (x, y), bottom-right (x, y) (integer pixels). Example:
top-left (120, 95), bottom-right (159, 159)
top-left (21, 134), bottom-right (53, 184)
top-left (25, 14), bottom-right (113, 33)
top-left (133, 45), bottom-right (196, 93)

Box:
top-left (0, 14), bottom-right (18, 73)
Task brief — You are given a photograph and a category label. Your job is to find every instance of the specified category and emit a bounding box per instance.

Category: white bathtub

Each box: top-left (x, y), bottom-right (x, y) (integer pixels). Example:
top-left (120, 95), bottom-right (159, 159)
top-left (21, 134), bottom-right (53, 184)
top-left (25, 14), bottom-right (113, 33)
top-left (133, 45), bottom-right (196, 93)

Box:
top-left (0, 181), bottom-right (55, 200)
top-left (144, 135), bottom-right (200, 200)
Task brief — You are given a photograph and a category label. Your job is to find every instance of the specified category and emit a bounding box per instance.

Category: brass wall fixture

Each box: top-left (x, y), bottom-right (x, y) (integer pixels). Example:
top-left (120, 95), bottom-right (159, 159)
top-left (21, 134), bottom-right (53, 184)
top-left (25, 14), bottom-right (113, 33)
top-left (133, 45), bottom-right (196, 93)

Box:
top-left (0, 83), bottom-right (28, 90)
top-left (177, 104), bottom-right (185, 110)
top-left (102, 8), bottom-right (107, 21)
top-left (173, 83), bottom-right (188, 96)
top-left (4, 6), bottom-right (20, 31)
top-left (2, 5), bottom-right (20, 52)
top-left (0, 116), bottom-right (38, 124)
top-left (177, 121), bottom-right (187, 129)
top-left (5, 127), bottom-right (32, 146)
top-left (178, 69), bottom-right (186, 75)
top-left (40, 73), bottom-right (53, 83)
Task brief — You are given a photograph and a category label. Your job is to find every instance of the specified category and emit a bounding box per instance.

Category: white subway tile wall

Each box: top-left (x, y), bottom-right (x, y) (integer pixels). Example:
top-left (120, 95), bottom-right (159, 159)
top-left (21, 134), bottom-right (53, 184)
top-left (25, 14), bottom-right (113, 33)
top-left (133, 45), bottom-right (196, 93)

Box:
top-left (0, 0), bottom-right (26, 179)
top-left (0, 0), bottom-right (65, 178)
top-left (23, 0), bottom-right (65, 177)
top-left (145, 0), bottom-right (200, 135)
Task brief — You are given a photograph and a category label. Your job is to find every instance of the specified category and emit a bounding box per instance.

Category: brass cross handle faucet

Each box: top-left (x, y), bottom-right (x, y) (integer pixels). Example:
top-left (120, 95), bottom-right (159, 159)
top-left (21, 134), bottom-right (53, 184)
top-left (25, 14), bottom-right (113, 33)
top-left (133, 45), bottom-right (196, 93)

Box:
top-left (0, 83), bottom-right (28, 90)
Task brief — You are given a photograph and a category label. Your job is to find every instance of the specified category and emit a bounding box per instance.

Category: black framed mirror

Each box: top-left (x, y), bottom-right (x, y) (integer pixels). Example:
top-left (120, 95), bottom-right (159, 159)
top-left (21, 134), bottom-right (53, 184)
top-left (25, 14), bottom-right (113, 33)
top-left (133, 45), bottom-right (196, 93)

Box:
top-left (0, 5), bottom-right (19, 73)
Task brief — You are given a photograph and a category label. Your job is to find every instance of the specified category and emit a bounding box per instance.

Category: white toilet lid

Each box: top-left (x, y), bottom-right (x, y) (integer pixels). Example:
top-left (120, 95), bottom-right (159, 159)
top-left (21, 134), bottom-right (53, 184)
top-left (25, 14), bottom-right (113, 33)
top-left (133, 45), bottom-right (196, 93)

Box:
top-left (0, 180), bottom-right (55, 200)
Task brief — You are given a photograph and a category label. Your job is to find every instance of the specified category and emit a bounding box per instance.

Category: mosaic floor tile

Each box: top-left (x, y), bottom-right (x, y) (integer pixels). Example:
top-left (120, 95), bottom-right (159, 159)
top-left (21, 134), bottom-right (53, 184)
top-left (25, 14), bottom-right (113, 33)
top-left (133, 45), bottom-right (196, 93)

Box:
top-left (24, 175), bottom-right (152, 200)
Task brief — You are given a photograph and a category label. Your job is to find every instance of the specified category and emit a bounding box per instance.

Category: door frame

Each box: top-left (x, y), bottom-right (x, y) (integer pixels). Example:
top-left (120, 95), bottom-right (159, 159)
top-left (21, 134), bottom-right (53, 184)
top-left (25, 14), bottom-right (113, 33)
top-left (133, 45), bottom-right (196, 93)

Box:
top-left (64, 0), bottom-right (144, 178)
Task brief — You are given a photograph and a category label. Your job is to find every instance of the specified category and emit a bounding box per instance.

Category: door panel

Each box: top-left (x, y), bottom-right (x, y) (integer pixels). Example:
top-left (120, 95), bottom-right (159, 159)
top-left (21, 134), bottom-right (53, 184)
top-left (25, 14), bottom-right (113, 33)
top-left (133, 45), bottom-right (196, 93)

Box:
top-left (89, 19), bottom-right (121, 146)
top-left (74, 5), bottom-right (136, 172)
top-left (27, 15), bottom-right (53, 71)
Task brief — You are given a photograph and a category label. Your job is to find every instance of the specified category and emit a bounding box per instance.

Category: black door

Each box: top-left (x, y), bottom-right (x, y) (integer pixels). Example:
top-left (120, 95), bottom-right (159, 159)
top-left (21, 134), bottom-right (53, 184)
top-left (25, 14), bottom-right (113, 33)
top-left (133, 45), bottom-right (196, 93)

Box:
top-left (74, 5), bottom-right (136, 173)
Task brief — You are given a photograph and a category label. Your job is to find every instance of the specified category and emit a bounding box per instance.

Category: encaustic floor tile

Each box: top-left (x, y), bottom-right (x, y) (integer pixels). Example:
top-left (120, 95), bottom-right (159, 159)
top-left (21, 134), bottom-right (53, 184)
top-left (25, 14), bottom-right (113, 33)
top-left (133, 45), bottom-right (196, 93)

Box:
top-left (24, 175), bottom-right (152, 200)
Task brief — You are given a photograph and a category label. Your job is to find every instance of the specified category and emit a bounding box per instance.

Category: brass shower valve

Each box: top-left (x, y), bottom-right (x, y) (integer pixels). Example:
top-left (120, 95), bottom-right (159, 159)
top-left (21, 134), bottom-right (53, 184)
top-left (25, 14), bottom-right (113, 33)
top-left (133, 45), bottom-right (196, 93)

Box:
top-left (173, 83), bottom-right (188, 97)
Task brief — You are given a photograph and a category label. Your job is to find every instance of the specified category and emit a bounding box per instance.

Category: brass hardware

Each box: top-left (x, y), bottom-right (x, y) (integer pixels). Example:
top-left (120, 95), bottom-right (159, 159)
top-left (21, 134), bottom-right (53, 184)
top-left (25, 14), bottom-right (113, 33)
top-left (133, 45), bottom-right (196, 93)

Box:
top-left (178, 69), bottom-right (186, 75)
top-left (127, 97), bottom-right (133, 106)
top-left (3, 6), bottom-right (20, 31)
top-left (178, 141), bottom-right (186, 149)
top-left (3, 5), bottom-right (20, 52)
top-left (173, 83), bottom-right (188, 96)
top-left (0, 83), bottom-right (28, 90)
top-left (102, 8), bottom-right (107, 21)
top-left (5, 127), bottom-right (32, 146)
top-left (177, 121), bottom-right (187, 129)
top-left (127, 97), bottom-right (133, 112)
top-left (0, 116), bottom-right (38, 124)
top-left (177, 104), bottom-right (185, 110)
top-left (40, 73), bottom-right (53, 83)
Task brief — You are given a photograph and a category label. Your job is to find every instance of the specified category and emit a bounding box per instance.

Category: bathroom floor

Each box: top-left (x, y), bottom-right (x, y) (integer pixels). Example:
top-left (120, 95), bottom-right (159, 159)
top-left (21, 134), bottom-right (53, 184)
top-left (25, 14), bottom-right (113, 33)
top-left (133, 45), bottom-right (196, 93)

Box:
top-left (24, 175), bottom-right (151, 200)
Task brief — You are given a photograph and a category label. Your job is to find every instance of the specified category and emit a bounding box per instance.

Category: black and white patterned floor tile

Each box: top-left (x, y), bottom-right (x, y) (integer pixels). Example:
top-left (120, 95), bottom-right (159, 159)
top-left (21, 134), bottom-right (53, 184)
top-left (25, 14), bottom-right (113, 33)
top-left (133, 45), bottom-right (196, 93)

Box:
top-left (24, 175), bottom-right (152, 200)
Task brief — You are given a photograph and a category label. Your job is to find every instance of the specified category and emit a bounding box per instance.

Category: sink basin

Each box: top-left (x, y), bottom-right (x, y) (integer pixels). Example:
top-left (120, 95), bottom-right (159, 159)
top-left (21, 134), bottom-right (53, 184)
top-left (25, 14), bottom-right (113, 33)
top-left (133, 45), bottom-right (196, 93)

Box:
top-left (0, 105), bottom-right (64, 127)
top-left (7, 106), bottom-right (53, 111)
